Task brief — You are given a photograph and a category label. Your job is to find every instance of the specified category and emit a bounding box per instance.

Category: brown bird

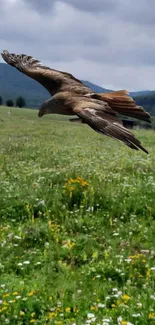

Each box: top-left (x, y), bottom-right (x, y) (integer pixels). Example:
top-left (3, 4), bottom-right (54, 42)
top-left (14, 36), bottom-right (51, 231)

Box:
top-left (1, 50), bottom-right (151, 154)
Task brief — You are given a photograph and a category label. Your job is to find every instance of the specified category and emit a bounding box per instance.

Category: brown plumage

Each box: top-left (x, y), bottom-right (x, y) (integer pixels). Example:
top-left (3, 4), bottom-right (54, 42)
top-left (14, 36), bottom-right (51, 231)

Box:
top-left (1, 50), bottom-right (151, 154)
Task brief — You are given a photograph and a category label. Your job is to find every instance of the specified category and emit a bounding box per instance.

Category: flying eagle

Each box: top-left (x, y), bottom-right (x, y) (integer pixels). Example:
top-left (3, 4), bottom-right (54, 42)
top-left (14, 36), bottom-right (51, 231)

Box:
top-left (1, 50), bottom-right (151, 154)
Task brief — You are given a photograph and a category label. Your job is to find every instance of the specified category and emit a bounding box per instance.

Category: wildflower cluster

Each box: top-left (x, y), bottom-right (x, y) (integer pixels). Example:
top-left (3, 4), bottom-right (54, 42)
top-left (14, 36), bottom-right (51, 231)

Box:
top-left (63, 176), bottom-right (88, 197)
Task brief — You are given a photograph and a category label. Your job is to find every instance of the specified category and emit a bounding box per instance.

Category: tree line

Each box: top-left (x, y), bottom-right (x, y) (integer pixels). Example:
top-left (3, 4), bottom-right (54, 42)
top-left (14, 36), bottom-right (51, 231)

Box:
top-left (0, 96), bottom-right (26, 108)
top-left (133, 94), bottom-right (155, 116)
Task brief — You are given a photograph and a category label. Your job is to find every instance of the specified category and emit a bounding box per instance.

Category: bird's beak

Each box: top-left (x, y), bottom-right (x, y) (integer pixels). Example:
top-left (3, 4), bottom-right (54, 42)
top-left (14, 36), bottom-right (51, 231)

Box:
top-left (38, 110), bottom-right (43, 118)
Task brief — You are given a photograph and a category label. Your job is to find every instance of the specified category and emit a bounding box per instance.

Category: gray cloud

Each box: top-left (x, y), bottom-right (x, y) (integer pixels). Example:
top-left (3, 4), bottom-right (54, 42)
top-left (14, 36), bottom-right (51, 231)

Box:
top-left (25, 0), bottom-right (117, 13)
top-left (57, 0), bottom-right (117, 13)
top-left (1, 0), bottom-right (155, 91)
top-left (116, 0), bottom-right (155, 25)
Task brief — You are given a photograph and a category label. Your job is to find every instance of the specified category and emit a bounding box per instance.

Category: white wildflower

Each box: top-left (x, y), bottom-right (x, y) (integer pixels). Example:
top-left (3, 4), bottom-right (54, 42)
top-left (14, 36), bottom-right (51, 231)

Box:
top-left (1, 284), bottom-right (5, 288)
top-left (132, 313), bottom-right (141, 317)
top-left (98, 303), bottom-right (105, 308)
top-left (57, 301), bottom-right (62, 307)
top-left (14, 236), bottom-right (22, 240)
top-left (102, 318), bottom-right (111, 322)
top-left (112, 288), bottom-right (118, 292)
top-left (37, 200), bottom-right (45, 206)
top-left (44, 242), bottom-right (49, 248)
top-left (23, 261), bottom-right (30, 264)
top-left (87, 313), bottom-right (95, 319)
top-left (124, 258), bottom-right (132, 263)
top-left (1, 241), bottom-right (7, 247)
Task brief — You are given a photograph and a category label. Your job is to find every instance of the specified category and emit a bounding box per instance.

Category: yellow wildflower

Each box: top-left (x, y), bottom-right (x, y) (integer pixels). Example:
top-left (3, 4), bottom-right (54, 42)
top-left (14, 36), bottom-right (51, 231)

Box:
top-left (20, 311), bottom-right (25, 316)
top-left (122, 294), bottom-right (130, 302)
top-left (117, 300), bottom-right (123, 306)
top-left (31, 312), bottom-right (35, 317)
top-left (30, 320), bottom-right (36, 323)
top-left (90, 306), bottom-right (96, 310)
top-left (62, 240), bottom-right (75, 249)
top-left (28, 290), bottom-right (36, 297)
top-left (2, 301), bottom-right (9, 306)
top-left (148, 312), bottom-right (155, 319)
top-left (76, 176), bottom-right (88, 186)
top-left (92, 251), bottom-right (98, 259)
top-left (128, 254), bottom-right (143, 259)
top-left (13, 291), bottom-right (19, 295)
top-left (3, 293), bottom-right (10, 298)
top-left (48, 312), bottom-right (56, 319)
top-left (65, 307), bottom-right (71, 313)
top-left (0, 306), bottom-right (8, 312)
top-left (147, 268), bottom-right (151, 278)
top-left (32, 214), bottom-right (34, 224)
top-left (121, 321), bottom-right (128, 325)
top-left (63, 177), bottom-right (88, 194)
top-left (56, 307), bottom-right (62, 312)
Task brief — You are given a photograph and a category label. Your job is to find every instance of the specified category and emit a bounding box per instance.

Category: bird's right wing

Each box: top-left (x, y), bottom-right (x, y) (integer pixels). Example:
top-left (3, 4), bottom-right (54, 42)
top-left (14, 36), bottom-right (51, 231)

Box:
top-left (74, 104), bottom-right (148, 154)
top-left (1, 50), bottom-right (84, 96)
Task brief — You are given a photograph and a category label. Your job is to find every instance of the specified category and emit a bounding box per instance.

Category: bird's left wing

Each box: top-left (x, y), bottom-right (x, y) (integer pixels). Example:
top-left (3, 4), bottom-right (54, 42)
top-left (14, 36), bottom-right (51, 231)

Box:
top-left (73, 104), bottom-right (148, 154)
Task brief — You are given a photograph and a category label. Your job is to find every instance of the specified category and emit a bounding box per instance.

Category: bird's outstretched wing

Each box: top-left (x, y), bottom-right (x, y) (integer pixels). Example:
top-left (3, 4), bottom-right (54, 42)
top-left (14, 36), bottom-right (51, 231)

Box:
top-left (1, 50), bottom-right (86, 96)
top-left (73, 103), bottom-right (148, 154)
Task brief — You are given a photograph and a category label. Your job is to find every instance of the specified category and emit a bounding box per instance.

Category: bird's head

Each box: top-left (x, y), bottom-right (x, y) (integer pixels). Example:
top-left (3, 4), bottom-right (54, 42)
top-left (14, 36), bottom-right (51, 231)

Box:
top-left (38, 98), bottom-right (53, 118)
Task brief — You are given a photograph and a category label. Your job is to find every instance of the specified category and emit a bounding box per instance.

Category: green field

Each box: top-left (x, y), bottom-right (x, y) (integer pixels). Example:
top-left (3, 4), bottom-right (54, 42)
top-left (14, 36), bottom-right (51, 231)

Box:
top-left (0, 106), bottom-right (155, 325)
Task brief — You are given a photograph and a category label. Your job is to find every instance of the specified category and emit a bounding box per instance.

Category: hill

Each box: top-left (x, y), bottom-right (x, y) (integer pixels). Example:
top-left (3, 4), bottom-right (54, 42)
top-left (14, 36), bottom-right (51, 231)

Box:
top-left (0, 62), bottom-right (155, 115)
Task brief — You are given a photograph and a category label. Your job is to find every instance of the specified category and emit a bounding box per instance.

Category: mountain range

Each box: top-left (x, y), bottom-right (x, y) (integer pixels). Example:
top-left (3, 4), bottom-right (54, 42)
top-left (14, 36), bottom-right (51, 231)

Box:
top-left (0, 63), bottom-right (155, 115)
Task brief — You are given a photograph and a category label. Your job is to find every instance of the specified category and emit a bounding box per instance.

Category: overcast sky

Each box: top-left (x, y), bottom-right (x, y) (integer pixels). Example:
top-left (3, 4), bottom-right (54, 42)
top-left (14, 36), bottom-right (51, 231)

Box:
top-left (1, 0), bottom-right (155, 91)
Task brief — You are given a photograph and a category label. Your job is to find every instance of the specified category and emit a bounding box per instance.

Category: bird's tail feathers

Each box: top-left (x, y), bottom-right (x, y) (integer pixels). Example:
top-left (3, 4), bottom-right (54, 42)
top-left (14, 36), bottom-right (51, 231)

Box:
top-left (88, 90), bottom-right (151, 123)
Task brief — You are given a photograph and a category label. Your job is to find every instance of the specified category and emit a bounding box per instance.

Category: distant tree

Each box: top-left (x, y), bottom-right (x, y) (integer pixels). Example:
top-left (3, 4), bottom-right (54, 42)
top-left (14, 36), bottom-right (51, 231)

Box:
top-left (6, 99), bottom-right (14, 107)
top-left (16, 96), bottom-right (26, 108)
top-left (0, 96), bottom-right (3, 105)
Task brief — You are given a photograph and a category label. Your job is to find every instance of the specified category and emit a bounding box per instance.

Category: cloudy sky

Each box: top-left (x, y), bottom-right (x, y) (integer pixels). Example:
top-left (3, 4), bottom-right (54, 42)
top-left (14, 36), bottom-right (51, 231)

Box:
top-left (1, 0), bottom-right (155, 91)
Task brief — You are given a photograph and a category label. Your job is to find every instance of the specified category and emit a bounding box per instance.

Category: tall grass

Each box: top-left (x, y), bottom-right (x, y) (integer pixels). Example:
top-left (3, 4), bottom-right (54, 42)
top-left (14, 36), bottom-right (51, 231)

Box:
top-left (0, 106), bottom-right (155, 325)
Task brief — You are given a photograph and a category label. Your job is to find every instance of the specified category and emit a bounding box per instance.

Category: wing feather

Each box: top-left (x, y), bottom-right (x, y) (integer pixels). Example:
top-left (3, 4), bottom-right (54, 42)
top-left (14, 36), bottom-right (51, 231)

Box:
top-left (74, 105), bottom-right (148, 154)
top-left (1, 50), bottom-right (84, 96)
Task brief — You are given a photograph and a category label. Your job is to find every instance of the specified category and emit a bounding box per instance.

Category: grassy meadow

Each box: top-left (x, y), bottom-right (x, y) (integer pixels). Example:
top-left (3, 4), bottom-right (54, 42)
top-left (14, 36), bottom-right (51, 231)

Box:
top-left (0, 106), bottom-right (155, 325)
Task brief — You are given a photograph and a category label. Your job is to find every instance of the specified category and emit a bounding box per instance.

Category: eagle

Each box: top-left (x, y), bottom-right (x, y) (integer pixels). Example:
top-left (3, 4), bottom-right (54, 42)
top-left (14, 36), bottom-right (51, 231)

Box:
top-left (1, 50), bottom-right (151, 154)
